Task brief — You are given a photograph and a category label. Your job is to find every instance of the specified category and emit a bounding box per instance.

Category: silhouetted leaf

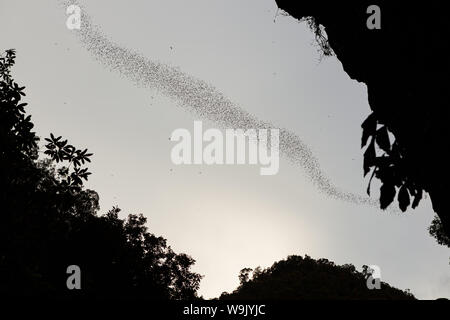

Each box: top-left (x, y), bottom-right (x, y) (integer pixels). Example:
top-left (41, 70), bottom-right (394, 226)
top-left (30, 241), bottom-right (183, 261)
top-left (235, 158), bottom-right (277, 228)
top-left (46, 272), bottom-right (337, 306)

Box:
top-left (380, 182), bottom-right (396, 209)
top-left (366, 167), bottom-right (377, 196)
top-left (361, 112), bottom-right (377, 148)
top-left (376, 126), bottom-right (390, 153)
top-left (398, 185), bottom-right (410, 212)
top-left (412, 189), bottom-right (422, 209)
top-left (363, 138), bottom-right (376, 176)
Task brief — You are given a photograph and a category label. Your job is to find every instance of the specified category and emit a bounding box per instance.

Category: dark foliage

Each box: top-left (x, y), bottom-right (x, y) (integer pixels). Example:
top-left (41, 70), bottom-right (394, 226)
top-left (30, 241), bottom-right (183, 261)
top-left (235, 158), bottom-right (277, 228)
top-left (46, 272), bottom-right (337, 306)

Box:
top-left (429, 216), bottom-right (450, 248)
top-left (275, 0), bottom-right (450, 241)
top-left (220, 255), bottom-right (415, 300)
top-left (0, 50), bottom-right (201, 298)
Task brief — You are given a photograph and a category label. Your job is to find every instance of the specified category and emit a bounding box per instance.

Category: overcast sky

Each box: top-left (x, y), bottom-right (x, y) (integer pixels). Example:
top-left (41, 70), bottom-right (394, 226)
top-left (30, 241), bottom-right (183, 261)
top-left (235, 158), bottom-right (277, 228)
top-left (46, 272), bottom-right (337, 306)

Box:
top-left (1, 0), bottom-right (449, 299)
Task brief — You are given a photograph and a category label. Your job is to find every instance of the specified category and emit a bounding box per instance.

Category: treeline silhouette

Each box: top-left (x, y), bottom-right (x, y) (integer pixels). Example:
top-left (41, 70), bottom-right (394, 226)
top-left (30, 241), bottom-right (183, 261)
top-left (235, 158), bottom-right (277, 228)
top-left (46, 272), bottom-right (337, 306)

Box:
top-left (0, 49), bottom-right (201, 298)
top-left (220, 255), bottom-right (415, 300)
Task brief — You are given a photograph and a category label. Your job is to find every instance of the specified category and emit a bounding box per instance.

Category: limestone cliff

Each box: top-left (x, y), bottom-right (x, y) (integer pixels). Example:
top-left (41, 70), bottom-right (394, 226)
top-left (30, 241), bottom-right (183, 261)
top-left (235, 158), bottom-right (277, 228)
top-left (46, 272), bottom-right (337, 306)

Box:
top-left (275, 1), bottom-right (450, 237)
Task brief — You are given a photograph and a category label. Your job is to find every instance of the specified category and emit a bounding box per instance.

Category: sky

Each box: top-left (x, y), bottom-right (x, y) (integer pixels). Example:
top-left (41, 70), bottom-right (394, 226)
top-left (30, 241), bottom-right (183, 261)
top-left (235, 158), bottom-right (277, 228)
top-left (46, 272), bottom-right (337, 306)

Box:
top-left (1, 0), bottom-right (449, 299)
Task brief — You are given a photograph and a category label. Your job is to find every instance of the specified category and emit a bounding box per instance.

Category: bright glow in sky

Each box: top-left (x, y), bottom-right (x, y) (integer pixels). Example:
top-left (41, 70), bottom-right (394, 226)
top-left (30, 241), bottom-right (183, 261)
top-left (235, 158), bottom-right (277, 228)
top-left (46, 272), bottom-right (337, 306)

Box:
top-left (1, 0), bottom-right (449, 299)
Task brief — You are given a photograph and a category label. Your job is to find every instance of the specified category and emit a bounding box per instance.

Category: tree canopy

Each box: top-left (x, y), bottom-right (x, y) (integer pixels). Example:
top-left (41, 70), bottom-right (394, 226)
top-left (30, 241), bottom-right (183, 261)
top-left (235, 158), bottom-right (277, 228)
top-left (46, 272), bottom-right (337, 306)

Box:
top-left (0, 49), bottom-right (201, 298)
top-left (220, 255), bottom-right (415, 300)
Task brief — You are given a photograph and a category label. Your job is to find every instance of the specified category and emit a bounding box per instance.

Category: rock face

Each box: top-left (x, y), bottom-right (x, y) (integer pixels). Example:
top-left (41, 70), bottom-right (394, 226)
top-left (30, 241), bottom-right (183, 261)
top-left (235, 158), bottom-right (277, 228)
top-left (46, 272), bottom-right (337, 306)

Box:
top-left (275, 0), bottom-right (450, 236)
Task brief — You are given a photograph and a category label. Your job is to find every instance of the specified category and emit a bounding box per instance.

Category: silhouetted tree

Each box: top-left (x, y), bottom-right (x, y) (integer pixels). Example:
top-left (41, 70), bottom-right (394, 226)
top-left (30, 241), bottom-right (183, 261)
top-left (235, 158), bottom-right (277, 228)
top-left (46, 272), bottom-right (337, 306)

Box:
top-left (429, 216), bottom-right (450, 248)
top-left (220, 255), bottom-right (415, 300)
top-left (0, 49), bottom-right (201, 298)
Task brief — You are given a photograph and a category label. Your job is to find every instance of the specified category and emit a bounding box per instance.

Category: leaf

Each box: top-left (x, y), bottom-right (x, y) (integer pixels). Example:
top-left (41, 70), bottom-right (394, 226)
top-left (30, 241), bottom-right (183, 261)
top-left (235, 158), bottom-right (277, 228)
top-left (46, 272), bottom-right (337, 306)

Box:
top-left (63, 145), bottom-right (74, 153)
top-left (376, 126), bottom-right (391, 153)
top-left (398, 184), bottom-right (411, 212)
top-left (366, 167), bottom-right (377, 196)
top-left (363, 138), bottom-right (376, 176)
top-left (361, 113), bottom-right (377, 148)
top-left (380, 182), bottom-right (396, 210)
top-left (412, 189), bottom-right (422, 209)
top-left (17, 103), bottom-right (27, 112)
